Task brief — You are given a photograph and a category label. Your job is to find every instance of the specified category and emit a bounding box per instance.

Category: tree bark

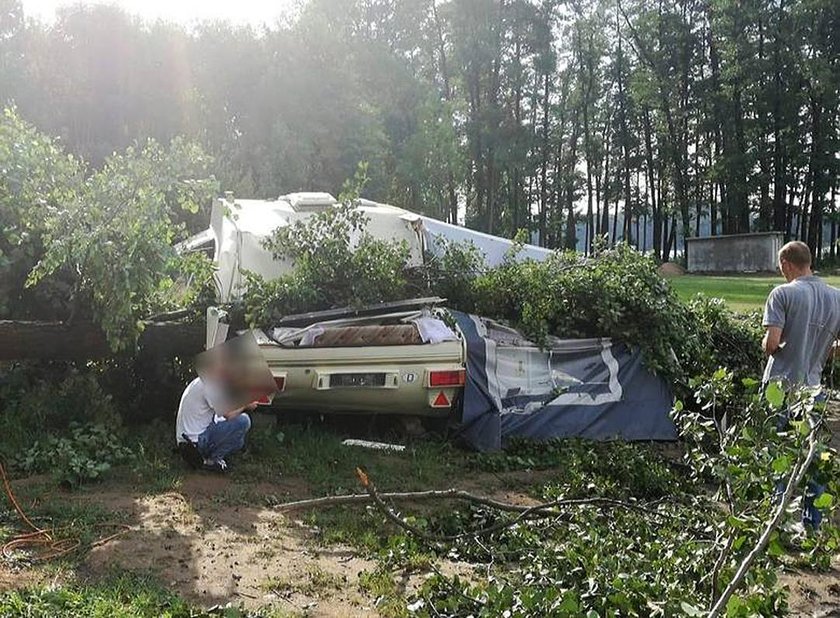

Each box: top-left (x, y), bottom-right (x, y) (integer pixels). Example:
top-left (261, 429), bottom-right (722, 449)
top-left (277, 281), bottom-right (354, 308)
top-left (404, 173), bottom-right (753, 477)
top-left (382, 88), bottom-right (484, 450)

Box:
top-left (0, 320), bottom-right (205, 361)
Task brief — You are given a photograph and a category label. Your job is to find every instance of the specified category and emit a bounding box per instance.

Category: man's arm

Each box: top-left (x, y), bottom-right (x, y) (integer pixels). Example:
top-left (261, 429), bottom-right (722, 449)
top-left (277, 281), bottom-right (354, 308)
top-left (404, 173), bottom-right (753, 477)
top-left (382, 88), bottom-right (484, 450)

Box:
top-left (762, 287), bottom-right (786, 357)
top-left (763, 326), bottom-right (783, 356)
top-left (221, 401), bottom-right (258, 420)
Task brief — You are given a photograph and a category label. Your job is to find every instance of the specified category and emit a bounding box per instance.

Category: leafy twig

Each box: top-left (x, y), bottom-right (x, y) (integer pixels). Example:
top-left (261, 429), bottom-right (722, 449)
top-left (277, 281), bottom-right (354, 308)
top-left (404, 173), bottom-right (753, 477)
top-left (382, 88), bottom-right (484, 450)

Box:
top-left (349, 468), bottom-right (669, 544)
top-left (707, 413), bottom-right (823, 617)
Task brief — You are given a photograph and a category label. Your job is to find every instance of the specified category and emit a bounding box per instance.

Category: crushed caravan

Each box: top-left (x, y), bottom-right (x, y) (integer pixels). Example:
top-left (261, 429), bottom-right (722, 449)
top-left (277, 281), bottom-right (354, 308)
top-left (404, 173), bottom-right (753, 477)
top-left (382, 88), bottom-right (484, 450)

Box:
top-left (253, 298), bottom-right (467, 418)
top-left (248, 300), bottom-right (676, 448)
top-left (180, 191), bottom-right (552, 304)
top-left (178, 191), bottom-right (551, 418)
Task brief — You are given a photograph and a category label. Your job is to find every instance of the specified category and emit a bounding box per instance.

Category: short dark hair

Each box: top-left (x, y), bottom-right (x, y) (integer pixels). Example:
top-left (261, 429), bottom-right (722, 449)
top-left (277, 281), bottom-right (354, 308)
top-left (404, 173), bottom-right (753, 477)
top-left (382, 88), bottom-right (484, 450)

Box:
top-left (778, 241), bottom-right (811, 267)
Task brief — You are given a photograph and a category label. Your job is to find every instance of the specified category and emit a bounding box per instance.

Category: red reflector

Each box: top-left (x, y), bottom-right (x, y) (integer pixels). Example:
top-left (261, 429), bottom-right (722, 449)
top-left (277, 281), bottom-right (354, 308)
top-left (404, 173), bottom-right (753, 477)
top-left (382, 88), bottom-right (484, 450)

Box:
top-left (429, 369), bottom-right (465, 387)
top-left (274, 376), bottom-right (286, 392)
top-left (256, 394), bottom-right (271, 405)
top-left (431, 391), bottom-right (451, 407)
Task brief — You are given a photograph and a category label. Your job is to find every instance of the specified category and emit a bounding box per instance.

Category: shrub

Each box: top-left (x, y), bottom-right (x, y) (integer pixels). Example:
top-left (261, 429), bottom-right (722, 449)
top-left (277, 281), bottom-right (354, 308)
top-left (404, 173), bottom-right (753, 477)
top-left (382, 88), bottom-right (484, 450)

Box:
top-left (16, 422), bottom-right (134, 487)
top-left (244, 166), bottom-right (414, 328)
top-left (0, 365), bottom-right (135, 486)
top-left (683, 297), bottom-right (764, 382)
top-left (471, 244), bottom-right (701, 382)
top-left (0, 365), bottom-right (121, 460)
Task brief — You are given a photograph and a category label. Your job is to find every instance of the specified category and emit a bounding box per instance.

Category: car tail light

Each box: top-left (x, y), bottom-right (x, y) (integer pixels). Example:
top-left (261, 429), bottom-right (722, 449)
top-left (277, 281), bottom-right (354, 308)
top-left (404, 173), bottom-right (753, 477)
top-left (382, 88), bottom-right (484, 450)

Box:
top-left (274, 376), bottom-right (286, 392)
top-left (428, 369), bottom-right (465, 388)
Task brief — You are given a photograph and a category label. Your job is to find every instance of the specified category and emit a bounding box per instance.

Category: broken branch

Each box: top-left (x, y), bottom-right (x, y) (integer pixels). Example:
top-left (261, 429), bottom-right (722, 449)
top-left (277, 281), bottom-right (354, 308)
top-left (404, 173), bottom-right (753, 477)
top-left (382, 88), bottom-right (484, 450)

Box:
top-left (708, 413), bottom-right (823, 617)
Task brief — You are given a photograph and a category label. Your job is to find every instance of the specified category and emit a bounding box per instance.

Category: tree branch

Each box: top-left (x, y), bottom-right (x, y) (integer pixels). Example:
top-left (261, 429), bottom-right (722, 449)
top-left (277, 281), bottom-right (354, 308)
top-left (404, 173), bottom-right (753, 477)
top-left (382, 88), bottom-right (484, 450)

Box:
top-left (707, 413), bottom-right (823, 617)
top-left (277, 470), bottom-right (673, 546)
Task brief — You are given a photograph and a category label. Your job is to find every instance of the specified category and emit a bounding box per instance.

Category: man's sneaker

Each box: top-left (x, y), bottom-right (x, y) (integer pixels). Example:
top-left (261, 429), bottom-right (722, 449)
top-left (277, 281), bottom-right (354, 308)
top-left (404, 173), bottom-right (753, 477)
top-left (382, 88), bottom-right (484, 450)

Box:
top-left (178, 437), bottom-right (204, 470)
top-left (202, 459), bottom-right (229, 474)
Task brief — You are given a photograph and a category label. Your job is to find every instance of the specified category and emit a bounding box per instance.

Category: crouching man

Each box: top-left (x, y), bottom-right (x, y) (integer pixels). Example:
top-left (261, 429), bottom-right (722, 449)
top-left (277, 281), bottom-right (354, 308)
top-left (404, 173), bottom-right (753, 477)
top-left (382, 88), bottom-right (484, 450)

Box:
top-left (175, 375), bottom-right (256, 473)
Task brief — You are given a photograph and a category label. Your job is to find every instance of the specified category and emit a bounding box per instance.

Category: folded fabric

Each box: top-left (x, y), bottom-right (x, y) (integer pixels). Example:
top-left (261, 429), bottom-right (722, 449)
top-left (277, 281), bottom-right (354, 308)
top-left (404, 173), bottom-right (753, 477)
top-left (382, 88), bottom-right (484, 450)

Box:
top-left (411, 316), bottom-right (458, 344)
top-left (299, 325), bottom-right (325, 347)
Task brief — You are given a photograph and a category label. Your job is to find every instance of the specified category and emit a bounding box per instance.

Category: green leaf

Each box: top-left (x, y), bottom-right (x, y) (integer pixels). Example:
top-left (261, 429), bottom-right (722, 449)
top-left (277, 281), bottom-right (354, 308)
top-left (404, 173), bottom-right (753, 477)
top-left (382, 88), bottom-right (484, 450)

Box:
top-left (764, 382), bottom-right (785, 410)
top-left (771, 456), bottom-right (791, 474)
top-left (741, 377), bottom-right (759, 389)
top-left (726, 595), bottom-right (747, 613)
top-left (768, 537), bottom-right (785, 557)
top-left (813, 493), bottom-right (834, 509)
top-left (679, 602), bottom-right (705, 617)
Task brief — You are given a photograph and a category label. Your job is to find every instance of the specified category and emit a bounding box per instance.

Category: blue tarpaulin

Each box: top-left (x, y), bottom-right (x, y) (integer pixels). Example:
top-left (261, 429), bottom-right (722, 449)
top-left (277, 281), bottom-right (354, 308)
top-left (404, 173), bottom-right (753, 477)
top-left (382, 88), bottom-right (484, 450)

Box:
top-left (451, 311), bottom-right (677, 451)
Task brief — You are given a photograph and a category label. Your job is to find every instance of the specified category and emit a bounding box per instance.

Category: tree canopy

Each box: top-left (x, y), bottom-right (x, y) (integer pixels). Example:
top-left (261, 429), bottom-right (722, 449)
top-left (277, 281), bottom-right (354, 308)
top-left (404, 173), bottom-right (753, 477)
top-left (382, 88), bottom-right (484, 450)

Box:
top-left (1, 0), bottom-right (837, 261)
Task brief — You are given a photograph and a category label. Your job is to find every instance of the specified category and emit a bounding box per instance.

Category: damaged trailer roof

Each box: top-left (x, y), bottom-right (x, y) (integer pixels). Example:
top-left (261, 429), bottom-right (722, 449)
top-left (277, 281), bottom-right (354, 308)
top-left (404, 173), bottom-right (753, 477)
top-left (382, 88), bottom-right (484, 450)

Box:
top-left (193, 192), bottom-right (552, 302)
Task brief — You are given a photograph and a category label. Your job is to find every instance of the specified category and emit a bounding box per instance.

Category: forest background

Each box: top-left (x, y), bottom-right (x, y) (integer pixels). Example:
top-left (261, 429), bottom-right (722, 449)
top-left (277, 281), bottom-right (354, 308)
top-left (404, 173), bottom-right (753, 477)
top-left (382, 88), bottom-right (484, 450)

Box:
top-left (2, 0), bottom-right (838, 263)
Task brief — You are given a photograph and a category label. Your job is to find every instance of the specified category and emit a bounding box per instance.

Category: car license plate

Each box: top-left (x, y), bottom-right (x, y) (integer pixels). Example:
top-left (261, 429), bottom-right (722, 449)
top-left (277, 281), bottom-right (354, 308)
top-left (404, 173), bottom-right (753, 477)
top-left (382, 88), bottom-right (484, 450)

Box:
top-left (329, 373), bottom-right (387, 388)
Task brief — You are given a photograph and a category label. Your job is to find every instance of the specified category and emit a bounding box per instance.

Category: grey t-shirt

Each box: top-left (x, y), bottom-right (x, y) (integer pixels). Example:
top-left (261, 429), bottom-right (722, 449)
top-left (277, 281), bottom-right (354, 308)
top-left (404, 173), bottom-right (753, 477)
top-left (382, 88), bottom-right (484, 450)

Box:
top-left (762, 275), bottom-right (840, 387)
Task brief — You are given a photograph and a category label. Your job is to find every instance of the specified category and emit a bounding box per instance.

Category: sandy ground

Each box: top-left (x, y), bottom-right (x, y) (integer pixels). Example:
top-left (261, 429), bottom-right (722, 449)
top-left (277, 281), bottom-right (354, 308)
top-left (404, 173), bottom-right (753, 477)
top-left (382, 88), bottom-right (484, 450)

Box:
top-left (84, 476), bottom-right (378, 616)
top-left (0, 472), bottom-right (541, 616)
top-left (777, 404), bottom-right (840, 618)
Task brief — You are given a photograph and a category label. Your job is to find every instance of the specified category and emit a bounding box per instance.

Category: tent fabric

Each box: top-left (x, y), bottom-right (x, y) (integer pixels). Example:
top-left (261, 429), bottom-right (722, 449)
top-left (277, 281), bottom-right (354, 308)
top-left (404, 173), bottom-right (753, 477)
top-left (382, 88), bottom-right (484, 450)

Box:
top-left (451, 312), bottom-right (677, 451)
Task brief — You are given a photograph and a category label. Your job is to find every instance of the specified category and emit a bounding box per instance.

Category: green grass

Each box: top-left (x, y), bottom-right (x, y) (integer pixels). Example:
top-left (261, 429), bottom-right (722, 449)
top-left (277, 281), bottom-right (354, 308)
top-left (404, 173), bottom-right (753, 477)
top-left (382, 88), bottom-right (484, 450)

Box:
top-left (668, 274), bottom-right (840, 311)
top-left (233, 421), bottom-right (463, 495)
top-left (0, 570), bottom-right (296, 617)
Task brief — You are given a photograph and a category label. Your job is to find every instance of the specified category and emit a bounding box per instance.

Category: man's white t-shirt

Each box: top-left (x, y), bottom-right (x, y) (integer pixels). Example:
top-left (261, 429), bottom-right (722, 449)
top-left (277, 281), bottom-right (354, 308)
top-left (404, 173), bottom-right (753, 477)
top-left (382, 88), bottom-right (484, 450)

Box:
top-left (175, 377), bottom-right (222, 444)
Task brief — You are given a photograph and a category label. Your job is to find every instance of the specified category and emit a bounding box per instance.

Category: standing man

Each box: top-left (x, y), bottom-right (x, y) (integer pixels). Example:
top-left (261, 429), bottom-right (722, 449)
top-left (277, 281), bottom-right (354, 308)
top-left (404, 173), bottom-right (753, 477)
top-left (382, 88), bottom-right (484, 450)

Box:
top-left (175, 375), bottom-right (255, 473)
top-left (762, 241), bottom-right (840, 387)
top-left (762, 240), bottom-right (840, 527)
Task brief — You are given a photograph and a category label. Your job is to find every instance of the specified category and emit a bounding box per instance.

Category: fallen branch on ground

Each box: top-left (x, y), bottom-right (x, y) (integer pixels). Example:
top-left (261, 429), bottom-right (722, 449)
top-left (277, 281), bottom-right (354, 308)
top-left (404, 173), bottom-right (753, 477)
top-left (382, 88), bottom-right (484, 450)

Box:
top-left (275, 485), bottom-right (663, 521)
top-left (275, 468), bottom-right (670, 545)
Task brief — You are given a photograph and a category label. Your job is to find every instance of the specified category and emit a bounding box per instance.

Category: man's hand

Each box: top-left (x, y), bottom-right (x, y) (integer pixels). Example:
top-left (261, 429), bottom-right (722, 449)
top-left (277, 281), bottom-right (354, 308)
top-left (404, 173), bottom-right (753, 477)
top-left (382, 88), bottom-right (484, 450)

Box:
top-left (222, 401), bottom-right (258, 419)
top-left (763, 326), bottom-right (783, 356)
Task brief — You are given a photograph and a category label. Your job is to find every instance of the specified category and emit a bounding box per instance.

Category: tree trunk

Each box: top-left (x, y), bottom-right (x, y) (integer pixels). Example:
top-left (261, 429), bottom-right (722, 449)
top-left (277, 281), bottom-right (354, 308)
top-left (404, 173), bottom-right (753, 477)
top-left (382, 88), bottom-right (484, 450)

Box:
top-left (617, 22), bottom-right (633, 247)
top-left (771, 0), bottom-right (787, 234)
top-left (601, 111), bottom-right (612, 240)
top-left (431, 0), bottom-right (459, 225)
top-left (806, 94), bottom-right (825, 254)
top-left (539, 72), bottom-right (551, 247)
top-left (0, 320), bottom-right (205, 361)
top-left (643, 107), bottom-right (659, 258)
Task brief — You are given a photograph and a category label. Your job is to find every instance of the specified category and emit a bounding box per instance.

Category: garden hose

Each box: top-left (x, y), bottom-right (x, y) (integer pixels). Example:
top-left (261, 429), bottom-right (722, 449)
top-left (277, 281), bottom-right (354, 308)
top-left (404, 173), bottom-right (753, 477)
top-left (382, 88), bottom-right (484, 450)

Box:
top-left (0, 460), bottom-right (130, 561)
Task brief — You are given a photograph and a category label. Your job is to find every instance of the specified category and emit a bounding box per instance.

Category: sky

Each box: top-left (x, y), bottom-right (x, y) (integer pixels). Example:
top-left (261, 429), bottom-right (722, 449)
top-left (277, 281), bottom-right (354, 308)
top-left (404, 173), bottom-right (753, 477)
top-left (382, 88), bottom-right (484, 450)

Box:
top-left (21, 0), bottom-right (302, 27)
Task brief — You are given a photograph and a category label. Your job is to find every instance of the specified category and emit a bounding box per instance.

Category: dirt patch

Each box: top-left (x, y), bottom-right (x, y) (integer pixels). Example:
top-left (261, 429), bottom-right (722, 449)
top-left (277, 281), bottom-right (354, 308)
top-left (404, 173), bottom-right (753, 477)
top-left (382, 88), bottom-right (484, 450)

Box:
top-left (779, 565), bottom-right (840, 618)
top-left (77, 482), bottom-right (377, 616)
top-left (658, 262), bottom-right (686, 277)
top-left (0, 564), bottom-right (40, 593)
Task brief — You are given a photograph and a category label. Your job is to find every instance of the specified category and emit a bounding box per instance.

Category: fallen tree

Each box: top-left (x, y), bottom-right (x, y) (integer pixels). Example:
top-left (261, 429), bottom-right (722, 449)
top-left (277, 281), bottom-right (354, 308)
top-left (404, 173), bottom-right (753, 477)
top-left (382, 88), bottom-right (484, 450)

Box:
top-left (0, 320), bottom-right (204, 361)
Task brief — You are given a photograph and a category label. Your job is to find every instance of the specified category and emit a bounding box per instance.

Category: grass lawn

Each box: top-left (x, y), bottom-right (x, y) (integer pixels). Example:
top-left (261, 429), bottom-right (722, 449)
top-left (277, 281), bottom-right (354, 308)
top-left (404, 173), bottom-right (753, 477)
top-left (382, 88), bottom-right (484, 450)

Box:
top-left (667, 273), bottom-right (840, 312)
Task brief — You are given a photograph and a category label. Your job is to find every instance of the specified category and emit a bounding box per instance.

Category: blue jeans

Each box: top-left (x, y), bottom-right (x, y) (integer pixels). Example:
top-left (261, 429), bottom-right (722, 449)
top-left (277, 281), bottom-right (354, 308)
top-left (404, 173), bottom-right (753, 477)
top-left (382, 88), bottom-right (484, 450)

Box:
top-left (773, 392), bottom-right (826, 529)
top-left (197, 413), bottom-right (251, 463)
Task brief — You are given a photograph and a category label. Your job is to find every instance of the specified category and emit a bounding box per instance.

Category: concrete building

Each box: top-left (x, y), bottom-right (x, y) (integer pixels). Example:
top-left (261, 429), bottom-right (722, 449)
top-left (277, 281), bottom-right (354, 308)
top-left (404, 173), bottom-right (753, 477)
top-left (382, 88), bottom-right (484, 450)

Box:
top-left (685, 232), bottom-right (783, 273)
